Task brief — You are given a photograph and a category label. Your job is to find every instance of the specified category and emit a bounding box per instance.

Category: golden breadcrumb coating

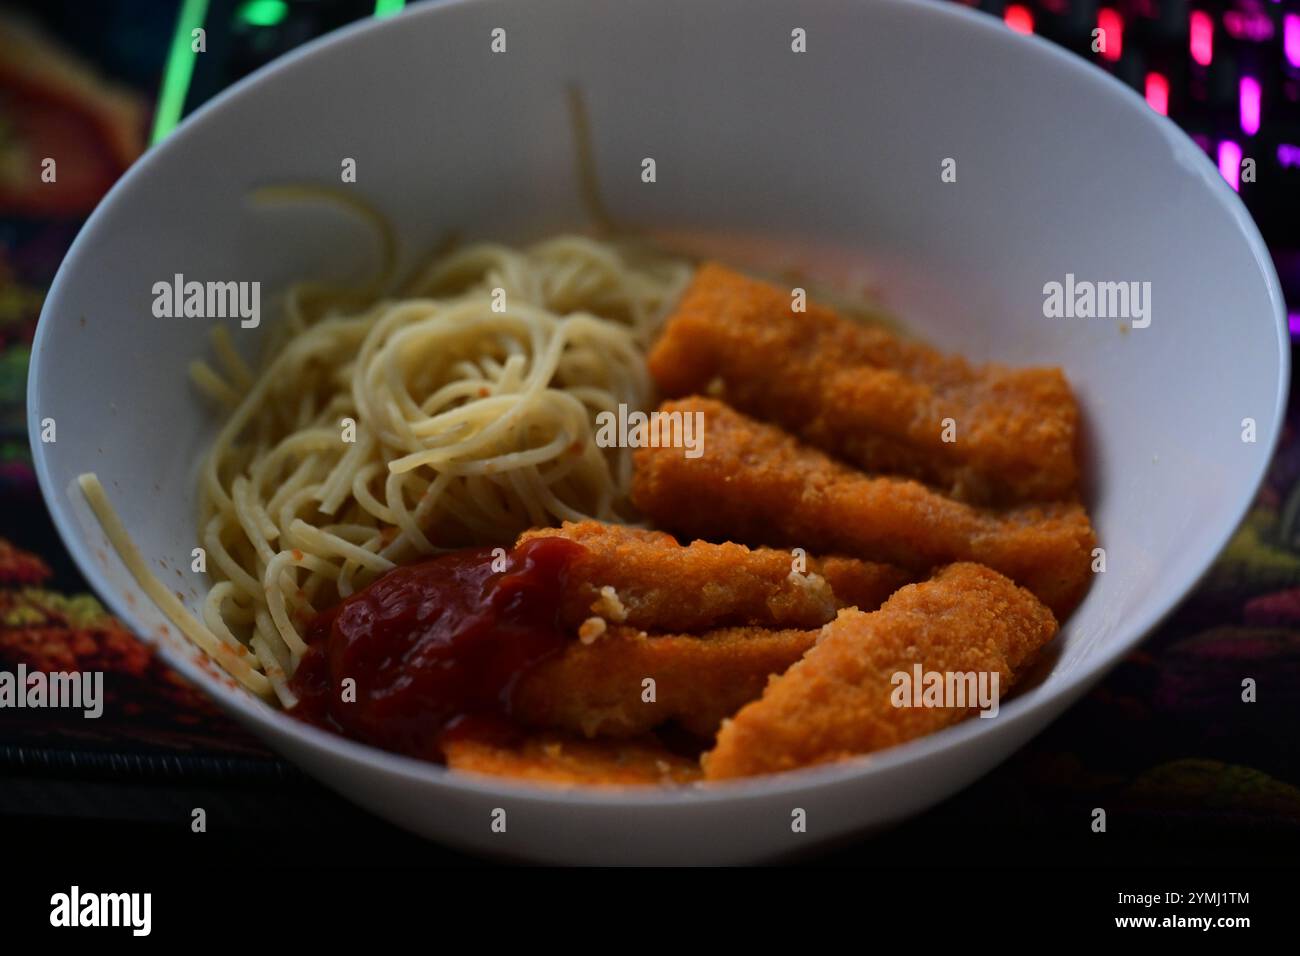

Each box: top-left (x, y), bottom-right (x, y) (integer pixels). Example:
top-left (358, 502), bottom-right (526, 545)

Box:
top-left (648, 263), bottom-right (1080, 505)
top-left (512, 625), bottom-right (818, 738)
top-left (442, 726), bottom-right (701, 786)
top-left (519, 521), bottom-right (913, 631)
top-left (704, 563), bottom-right (1058, 779)
top-left (632, 398), bottom-right (1094, 618)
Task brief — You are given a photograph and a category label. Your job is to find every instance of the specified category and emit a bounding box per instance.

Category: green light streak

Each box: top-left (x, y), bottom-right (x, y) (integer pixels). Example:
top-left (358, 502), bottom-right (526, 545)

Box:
top-left (374, 0), bottom-right (406, 18)
top-left (150, 0), bottom-right (211, 145)
top-left (237, 0), bottom-right (289, 28)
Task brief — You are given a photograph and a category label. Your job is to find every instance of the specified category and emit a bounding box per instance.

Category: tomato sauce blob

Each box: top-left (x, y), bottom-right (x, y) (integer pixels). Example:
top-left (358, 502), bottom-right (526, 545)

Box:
top-left (288, 537), bottom-right (586, 760)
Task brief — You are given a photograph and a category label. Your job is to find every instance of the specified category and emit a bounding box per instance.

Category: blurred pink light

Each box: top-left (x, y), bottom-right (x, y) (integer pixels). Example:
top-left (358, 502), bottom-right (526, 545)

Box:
top-left (1224, 10), bottom-right (1274, 41)
top-left (1145, 72), bottom-right (1169, 115)
top-left (1240, 76), bottom-right (1261, 135)
top-left (1004, 4), bottom-right (1034, 34)
top-left (1190, 11), bottom-right (1214, 66)
top-left (1286, 14), bottom-right (1300, 68)
top-left (1098, 9), bottom-right (1123, 61)
top-left (1218, 140), bottom-right (1242, 191)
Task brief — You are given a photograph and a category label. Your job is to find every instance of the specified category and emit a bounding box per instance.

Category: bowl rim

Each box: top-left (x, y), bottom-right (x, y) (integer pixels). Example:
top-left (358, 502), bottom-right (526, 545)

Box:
top-left (27, 0), bottom-right (1291, 809)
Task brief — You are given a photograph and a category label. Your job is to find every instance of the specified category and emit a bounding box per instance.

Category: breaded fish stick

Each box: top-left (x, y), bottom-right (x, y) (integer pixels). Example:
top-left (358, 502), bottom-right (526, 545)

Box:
top-left (441, 723), bottom-right (701, 786)
top-left (649, 263), bottom-right (1080, 504)
top-left (632, 398), bottom-right (1095, 618)
top-left (512, 625), bottom-right (818, 738)
top-left (704, 563), bottom-right (1058, 779)
top-left (519, 521), bottom-right (913, 631)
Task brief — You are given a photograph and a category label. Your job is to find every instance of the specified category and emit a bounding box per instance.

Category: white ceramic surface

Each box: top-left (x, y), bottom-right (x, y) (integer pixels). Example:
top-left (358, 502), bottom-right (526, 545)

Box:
top-left (28, 0), bottom-right (1288, 864)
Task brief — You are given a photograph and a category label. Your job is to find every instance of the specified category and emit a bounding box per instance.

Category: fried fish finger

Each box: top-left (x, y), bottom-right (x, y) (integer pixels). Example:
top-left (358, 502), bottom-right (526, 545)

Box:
top-left (632, 398), bottom-right (1095, 618)
top-left (703, 563), bottom-right (1058, 779)
top-left (441, 721), bottom-right (701, 786)
top-left (511, 625), bottom-right (818, 738)
top-left (519, 521), bottom-right (914, 631)
top-left (648, 263), bottom-right (1080, 504)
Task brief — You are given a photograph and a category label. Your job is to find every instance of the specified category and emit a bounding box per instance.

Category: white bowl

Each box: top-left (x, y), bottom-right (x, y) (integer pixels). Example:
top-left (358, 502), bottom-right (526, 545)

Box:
top-left (29, 0), bottom-right (1287, 864)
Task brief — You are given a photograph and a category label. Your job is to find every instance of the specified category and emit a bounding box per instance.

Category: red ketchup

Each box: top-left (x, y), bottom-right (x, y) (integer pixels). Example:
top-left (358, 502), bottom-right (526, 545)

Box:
top-left (288, 537), bottom-right (586, 761)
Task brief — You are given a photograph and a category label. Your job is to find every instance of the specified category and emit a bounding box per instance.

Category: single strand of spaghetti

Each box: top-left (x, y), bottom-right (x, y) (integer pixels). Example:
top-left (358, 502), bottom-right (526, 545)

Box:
top-left (231, 476), bottom-right (277, 567)
top-left (335, 559), bottom-right (362, 599)
top-left (233, 471), bottom-right (279, 543)
top-left (461, 469), bottom-right (527, 528)
top-left (523, 467), bottom-right (598, 525)
top-left (252, 607), bottom-right (294, 668)
top-left (289, 520), bottom-right (395, 575)
top-left (417, 380), bottom-right (495, 418)
top-left (204, 512), bottom-right (261, 595)
top-left (539, 439), bottom-right (604, 489)
top-left (296, 571), bottom-right (331, 609)
top-left (203, 581), bottom-right (251, 648)
top-left (76, 474), bottom-right (271, 697)
top-left (455, 479), bottom-right (522, 537)
top-left (317, 430), bottom-right (373, 515)
top-left (262, 550), bottom-right (333, 664)
top-left (505, 468), bottom-right (551, 527)
top-left (334, 532), bottom-right (388, 598)
top-left (475, 354), bottom-right (508, 382)
top-left (497, 354), bottom-right (531, 394)
top-left (334, 542), bottom-right (379, 599)
top-left (406, 393), bottom-right (522, 441)
top-left (251, 184), bottom-right (398, 300)
top-left (320, 522), bottom-right (387, 543)
top-left (259, 453), bottom-right (324, 522)
top-left (251, 415), bottom-right (273, 463)
top-left (565, 311), bottom-right (649, 363)
top-left (385, 468), bottom-right (437, 554)
top-left (188, 360), bottom-right (240, 408)
top-left (407, 244), bottom-right (517, 296)
top-left (386, 418), bottom-right (529, 472)
top-left (562, 385), bottom-right (623, 416)
top-left (254, 429), bottom-right (339, 475)
top-left (293, 388), bottom-right (316, 430)
top-left (584, 325), bottom-right (653, 378)
top-left (264, 454), bottom-right (325, 523)
top-left (439, 477), bottom-right (517, 541)
top-left (449, 358), bottom-right (487, 381)
top-left (276, 484), bottom-right (329, 551)
top-left (379, 346), bottom-right (431, 436)
top-left (209, 324), bottom-right (254, 390)
top-left (429, 429), bottom-right (576, 478)
top-left (350, 461), bottom-right (395, 524)
top-left (530, 468), bottom-right (588, 525)
top-left (402, 470), bottom-right (453, 535)
top-left (544, 254), bottom-right (594, 302)
top-left (249, 635), bottom-right (296, 708)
